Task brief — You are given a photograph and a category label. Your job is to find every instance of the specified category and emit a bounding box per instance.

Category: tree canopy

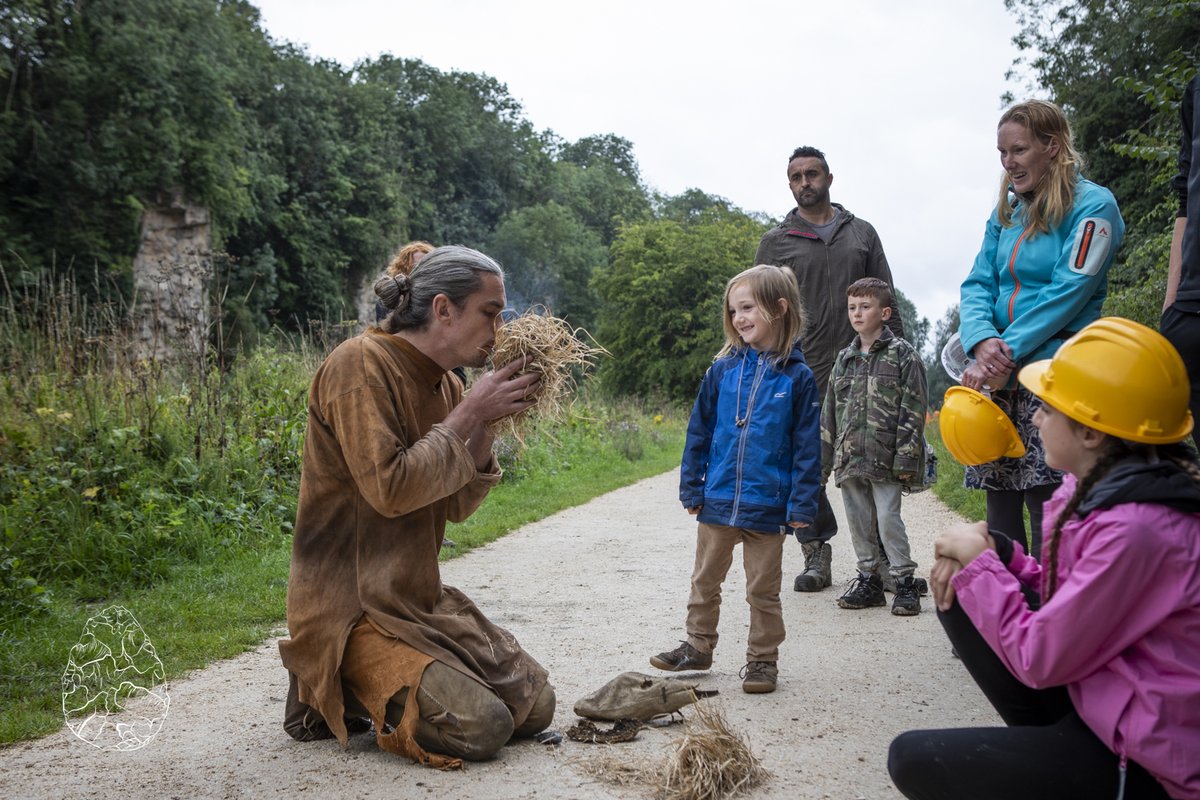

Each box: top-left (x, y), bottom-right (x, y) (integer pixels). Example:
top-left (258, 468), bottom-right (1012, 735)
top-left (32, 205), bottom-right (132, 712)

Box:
top-left (592, 200), bottom-right (767, 401)
top-left (0, 0), bottom-right (651, 342)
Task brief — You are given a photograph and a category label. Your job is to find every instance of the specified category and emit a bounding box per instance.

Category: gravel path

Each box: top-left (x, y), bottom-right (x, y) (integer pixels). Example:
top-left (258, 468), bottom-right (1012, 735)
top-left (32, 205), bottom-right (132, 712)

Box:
top-left (0, 470), bottom-right (999, 800)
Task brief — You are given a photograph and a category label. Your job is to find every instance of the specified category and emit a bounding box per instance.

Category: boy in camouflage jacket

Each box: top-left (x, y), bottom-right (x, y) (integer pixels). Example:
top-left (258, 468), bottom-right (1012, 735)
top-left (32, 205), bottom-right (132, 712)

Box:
top-left (821, 278), bottom-right (929, 615)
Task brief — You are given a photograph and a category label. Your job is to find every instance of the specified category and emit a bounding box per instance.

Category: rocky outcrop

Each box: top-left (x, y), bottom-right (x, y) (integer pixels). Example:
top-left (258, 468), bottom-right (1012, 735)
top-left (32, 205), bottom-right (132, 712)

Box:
top-left (130, 192), bottom-right (211, 361)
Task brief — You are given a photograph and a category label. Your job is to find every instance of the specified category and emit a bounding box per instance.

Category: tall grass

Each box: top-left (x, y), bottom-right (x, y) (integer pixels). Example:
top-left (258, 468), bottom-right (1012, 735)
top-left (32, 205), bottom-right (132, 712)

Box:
top-left (926, 417), bottom-right (987, 524)
top-left (0, 269), bottom-right (318, 616)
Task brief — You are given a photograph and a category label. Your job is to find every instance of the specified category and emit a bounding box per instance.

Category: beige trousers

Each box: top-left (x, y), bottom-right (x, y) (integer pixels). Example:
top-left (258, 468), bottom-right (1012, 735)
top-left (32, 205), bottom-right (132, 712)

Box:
top-left (685, 522), bottom-right (785, 663)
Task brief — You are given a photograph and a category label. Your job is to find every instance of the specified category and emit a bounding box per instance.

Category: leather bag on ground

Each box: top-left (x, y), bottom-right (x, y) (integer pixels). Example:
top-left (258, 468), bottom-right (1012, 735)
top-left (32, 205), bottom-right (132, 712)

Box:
top-left (573, 671), bottom-right (717, 721)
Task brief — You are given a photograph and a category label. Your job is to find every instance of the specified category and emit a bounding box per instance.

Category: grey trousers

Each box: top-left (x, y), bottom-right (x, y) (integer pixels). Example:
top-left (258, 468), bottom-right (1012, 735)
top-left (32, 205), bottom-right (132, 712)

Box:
top-left (839, 478), bottom-right (916, 577)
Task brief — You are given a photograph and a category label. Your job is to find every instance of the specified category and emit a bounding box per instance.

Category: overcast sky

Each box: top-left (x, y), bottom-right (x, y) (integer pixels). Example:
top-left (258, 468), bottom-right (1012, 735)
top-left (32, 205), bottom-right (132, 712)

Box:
top-left (252, 0), bottom-right (1030, 332)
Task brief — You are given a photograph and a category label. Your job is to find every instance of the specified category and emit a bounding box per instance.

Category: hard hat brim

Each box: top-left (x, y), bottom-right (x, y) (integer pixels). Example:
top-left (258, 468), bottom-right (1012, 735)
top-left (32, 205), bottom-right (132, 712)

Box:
top-left (1019, 359), bottom-right (1195, 444)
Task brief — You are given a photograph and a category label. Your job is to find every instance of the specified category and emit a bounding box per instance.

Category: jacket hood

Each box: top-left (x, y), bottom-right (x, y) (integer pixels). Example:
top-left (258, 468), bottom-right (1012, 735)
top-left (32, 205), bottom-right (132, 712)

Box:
top-left (779, 203), bottom-right (854, 232)
top-left (1078, 458), bottom-right (1200, 516)
top-left (732, 342), bottom-right (808, 367)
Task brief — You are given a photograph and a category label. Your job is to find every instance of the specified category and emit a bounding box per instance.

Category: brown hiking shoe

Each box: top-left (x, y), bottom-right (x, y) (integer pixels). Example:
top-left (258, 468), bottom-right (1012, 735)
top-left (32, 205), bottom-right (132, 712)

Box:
top-left (650, 641), bottom-right (712, 672)
top-left (740, 661), bottom-right (778, 693)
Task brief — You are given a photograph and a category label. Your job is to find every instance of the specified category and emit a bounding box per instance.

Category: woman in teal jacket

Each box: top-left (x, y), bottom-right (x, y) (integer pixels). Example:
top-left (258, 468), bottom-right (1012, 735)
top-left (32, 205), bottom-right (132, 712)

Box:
top-left (958, 99), bottom-right (1125, 560)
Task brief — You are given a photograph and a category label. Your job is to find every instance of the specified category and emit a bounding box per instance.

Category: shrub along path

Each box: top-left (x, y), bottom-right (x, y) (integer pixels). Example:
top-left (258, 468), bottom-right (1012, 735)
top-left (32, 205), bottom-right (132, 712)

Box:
top-left (0, 470), bottom-right (999, 800)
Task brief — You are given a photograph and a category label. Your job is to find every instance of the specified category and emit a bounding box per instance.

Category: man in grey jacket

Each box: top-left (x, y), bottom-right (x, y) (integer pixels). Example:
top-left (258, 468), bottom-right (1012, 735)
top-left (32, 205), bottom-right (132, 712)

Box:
top-left (755, 146), bottom-right (904, 593)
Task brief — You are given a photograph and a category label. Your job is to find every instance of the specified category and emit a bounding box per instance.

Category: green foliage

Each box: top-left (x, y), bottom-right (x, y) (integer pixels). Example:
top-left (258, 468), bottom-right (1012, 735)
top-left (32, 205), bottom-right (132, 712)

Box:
top-left (550, 134), bottom-right (653, 244)
top-left (0, 5), bottom-right (657, 339)
top-left (926, 304), bottom-right (960, 409)
top-left (894, 288), bottom-right (930, 356)
top-left (354, 56), bottom-right (549, 248)
top-left (0, 0), bottom-right (265, 285)
top-left (1, 546), bottom-right (291, 743)
top-left (1103, 201), bottom-right (1174, 325)
top-left (592, 200), bottom-right (768, 402)
top-left (0, 555), bottom-right (52, 620)
top-left (486, 201), bottom-right (608, 328)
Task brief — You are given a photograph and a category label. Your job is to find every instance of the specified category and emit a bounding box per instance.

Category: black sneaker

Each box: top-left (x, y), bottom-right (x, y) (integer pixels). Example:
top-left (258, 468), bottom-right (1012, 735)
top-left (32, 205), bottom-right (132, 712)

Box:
top-left (837, 572), bottom-right (886, 609)
top-left (878, 570), bottom-right (928, 596)
top-left (650, 641), bottom-right (713, 672)
top-left (892, 576), bottom-right (922, 616)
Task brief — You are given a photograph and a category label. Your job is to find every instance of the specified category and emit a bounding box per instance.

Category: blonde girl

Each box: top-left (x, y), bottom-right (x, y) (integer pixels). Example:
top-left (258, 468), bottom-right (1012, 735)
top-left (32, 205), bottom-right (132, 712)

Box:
top-left (649, 265), bottom-right (821, 694)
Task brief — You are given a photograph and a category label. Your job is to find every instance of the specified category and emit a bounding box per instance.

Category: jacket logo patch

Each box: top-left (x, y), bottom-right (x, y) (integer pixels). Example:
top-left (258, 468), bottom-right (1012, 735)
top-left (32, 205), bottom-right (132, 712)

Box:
top-left (774, 392), bottom-right (788, 398)
top-left (1069, 217), bottom-right (1112, 277)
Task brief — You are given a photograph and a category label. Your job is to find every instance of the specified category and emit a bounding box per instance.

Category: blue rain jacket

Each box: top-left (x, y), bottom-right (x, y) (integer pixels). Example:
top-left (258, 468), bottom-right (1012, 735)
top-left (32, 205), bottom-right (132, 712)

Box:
top-left (680, 344), bottom-right (821, 534)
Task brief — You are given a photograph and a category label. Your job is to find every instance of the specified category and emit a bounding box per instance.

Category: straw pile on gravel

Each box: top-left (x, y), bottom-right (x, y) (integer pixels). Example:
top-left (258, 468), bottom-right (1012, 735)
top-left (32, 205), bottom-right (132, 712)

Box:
top-left (487, 310), bottom-right (605, 440)
top-left (572, 703), bottom-right (768, 800)
top-left (655, 703), bottom-right (769, 800)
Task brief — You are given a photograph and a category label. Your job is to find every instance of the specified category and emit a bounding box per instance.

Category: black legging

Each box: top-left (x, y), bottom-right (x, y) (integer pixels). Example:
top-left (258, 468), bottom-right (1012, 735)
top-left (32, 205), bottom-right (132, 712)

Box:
top-left (1161, 305), bottom-right (1200, 452)
top-left (986, 484), bottom-right (1057, 560)
top-left (888, 602), bottom-right (1171, 800)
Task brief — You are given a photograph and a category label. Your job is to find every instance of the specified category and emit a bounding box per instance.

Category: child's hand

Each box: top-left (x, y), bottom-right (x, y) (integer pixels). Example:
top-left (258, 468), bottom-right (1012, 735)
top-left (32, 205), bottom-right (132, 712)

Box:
top-left (788, 521), bottom-right (809, 528)
top-left (934, 521), bottom-right (992, 566)
top-left (687, 506), bottom-right (702, 515)
top-left (930, 556), bottom-right (964, 612)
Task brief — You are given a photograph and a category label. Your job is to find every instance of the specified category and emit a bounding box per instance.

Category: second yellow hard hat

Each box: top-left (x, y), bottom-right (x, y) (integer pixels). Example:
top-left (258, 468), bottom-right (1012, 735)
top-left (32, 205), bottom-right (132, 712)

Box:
top-left (940, 386), bottom-right (1026, 466)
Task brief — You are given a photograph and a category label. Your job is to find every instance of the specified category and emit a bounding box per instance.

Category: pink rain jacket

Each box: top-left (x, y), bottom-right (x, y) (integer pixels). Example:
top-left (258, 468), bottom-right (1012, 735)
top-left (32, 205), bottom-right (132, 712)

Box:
top-left (954, 472), bottom-right (1200, 799)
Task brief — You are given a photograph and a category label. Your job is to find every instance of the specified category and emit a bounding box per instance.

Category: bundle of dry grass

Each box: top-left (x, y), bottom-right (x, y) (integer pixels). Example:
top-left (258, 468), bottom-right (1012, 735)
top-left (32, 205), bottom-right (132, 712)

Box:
top-left (655, 703), bottom-right (769, 800)
top-left (488, 310), bottom-right (606, 441)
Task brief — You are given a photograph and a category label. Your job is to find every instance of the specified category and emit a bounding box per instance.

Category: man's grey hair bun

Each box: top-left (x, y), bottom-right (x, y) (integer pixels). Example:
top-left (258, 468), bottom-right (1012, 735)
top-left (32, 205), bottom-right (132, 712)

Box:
top-left (374, 273), bottom-right (411, 312)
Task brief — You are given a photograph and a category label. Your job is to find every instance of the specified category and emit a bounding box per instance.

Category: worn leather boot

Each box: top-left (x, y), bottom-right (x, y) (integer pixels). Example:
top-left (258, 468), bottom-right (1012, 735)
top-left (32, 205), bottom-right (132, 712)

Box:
top-left (793, 541), bottom-right (832, 592)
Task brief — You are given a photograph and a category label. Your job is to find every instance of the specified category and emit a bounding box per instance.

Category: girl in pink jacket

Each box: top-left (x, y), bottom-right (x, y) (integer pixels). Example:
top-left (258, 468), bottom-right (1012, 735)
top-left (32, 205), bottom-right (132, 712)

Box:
top-left (890, 318), bottom-right (1200, 800)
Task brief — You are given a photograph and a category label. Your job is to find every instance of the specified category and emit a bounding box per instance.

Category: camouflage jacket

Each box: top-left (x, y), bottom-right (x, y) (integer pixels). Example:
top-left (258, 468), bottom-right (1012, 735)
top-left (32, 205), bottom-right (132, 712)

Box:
top-left (821, 327), bottom-right (928, 487)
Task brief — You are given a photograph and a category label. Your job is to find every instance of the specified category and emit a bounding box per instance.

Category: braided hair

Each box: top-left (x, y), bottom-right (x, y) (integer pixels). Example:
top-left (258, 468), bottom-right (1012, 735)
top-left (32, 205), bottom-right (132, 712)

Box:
top-left (1042, 438), bottom-right (1200, 602)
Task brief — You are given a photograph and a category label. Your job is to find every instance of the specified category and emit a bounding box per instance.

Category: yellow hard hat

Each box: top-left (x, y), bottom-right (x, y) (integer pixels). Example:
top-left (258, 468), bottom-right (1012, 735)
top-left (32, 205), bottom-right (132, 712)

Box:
top-left (1018, 317), bottom-right (1193, 444)
top-left (940, 386), bottom-right (1026, 466)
